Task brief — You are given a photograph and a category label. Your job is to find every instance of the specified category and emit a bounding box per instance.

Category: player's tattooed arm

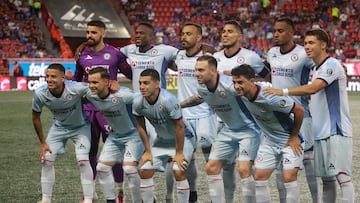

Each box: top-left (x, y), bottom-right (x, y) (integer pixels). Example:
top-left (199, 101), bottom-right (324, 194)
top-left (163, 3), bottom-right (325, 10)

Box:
top-left (180, 95), bottom-right (204, 108)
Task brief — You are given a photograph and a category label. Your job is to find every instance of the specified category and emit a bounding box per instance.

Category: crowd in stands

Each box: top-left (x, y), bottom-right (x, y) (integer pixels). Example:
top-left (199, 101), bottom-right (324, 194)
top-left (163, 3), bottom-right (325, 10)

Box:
top-left (121, 0), bottom-right (360, 61)
top-left (0, 0), bottom-right (47, 67)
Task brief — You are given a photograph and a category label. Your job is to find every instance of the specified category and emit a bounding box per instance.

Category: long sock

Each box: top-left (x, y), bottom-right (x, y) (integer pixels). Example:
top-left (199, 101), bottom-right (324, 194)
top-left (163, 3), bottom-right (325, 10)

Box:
top-left (322, 177), bottom-right (337, 203)
top-left (275, 169), bottom-right (286, 203)
top-left (41, 161), bottom-right (55, 200)
top-left (284, 181), bottom-right (300, 203)
top-left (78, 160), bottom-right (94, 199)
top-left (240, 176), bottom-right (255, 203)
top-left (207, 174), bottom-right (225, 203)
top-left (140, 178), bottom-right (155, 203)
top-left (176, 179), bottom-right (190, 203)
top-left (186, 157), bottom-right (198, 192)
top-left (303, 150), bottom-right (321, 203)
top-left (89, 154), bottom-right (97, 179)
top-left (165, 162), bottom-right (175, 200)
top-left (123, 166), bottom-right (141, 203)
top-left (337, 174), bottom-right (355, 203)
top-left (222, 163), bottom-right (236, 203)
top-left (97, 163), bottom-right (116, 200)
top-left (255, 180), bottom-right (270, 203)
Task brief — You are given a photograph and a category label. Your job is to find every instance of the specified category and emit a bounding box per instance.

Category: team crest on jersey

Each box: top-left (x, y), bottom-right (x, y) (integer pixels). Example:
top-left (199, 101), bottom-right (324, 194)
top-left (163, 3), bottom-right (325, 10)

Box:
top-left (291, 54), bottom-right (298, 61)
top-left (131, 61), bottom-right (138, 69)
top-left (219, 91), bottom-right (226, 97)
top-left (158, 104), bottom-right (163, 111)
top-left (326, 69), bottom-right (333, 76)
top-left (256, 154), bottom-right (263, 162)
top-left (174, 104), bottom-right (180, 110)
top-left (111, 97), bottom-right (118, 104)
top-left (103, 53), bottom-right (111, 60)
top-left (279, 99), bottom-right (286, 107)
top-left (237, 57), bottom-right (245, 64)
top-left (66, 94), bottom-right (73, 101)
top-left (151, 49), bottom-right (158, 55)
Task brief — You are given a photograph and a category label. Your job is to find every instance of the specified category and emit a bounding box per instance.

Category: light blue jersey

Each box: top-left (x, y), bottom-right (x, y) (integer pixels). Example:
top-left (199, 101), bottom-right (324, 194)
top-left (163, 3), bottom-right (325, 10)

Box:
top-left (120, 44), bottom-right (178, 91)
top-left (214, 48), bottom-right (265, 83)
top-left (85, 87), bottom-right (136, 135)
top-left (310, 57), bottom-right (352, 140)
top-left (175, 50), bottom-right (214, 118)
top-left (197, 76), bottom-right (259, 135)
top-left (133, 89), bottom-right (185, 144)
top-left (32, 80), bottom-right (88, 129)
top-left (267, 45), bottom-right (315, 117)
top-left (241, 83), bottom-right (301, 148)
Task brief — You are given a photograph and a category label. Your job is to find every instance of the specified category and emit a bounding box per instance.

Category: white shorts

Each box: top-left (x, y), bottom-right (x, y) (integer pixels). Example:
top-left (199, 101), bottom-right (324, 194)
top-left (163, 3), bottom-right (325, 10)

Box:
top-left (185, 114), bottom-right (217, 149)
top-left (314, 135), bottom-right (352, 177)
top-left (45, 123), bottom-right (91, 161)
top-left (98, 130), bottom-right (144, 163)
top-left (255, 140), bottom-right (304, 170)
top-left (140, 137), bottom-right (195, 172)
top-left (209, 124), bottom-right (260, 164)
top-left (301, 117), bottom-right (314, 151)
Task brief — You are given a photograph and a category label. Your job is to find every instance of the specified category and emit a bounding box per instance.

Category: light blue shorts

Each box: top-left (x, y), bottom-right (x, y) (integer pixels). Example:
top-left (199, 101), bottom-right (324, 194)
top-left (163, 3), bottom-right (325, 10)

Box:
top-left (314, 135), bottom-right (352, 177)
top-left (255, 140), bottom-right (304, 170)
top-left (140, 137), bottom-right (195, 172)
top-left (185, 114), bottom-right (217, 149)
top-left (98, 130), bottom-right (144, 163)
top-left (45, 123), bottom-right (91, 161)
top-left (209, 124), bottom-right (260, 164)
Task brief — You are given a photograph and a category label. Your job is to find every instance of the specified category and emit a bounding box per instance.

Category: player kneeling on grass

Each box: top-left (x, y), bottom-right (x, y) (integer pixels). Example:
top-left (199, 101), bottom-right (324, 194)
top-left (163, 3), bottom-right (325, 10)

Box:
top-left (85, 67), bottom-right (144, 203)
top-left (133, 69), bottom-right (195, 203)
top-left (231, 64), bottom-right (304, 203)
top-left (32, 63), bottom-right (93, 203)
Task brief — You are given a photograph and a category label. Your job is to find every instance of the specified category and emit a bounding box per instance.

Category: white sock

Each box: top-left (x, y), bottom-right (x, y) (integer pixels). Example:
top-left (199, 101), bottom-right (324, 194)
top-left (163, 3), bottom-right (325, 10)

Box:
top-left (322, 177), bottom-right (337, 203)
top-left (97, 163), bottom-right (115, 200)
top-left (303, 150), bottom-right (321, 202)
top-left (176, 179), bottom-right (190, 203)
top-left (255, 180), bottom-right (270, 203)
top-left (41, 161), bottom-right (55, 200)
top-left (123, 166), bottom-right (141, 203)
top-left (207, 174), bottom-right (225, 203)
top-left (140, 178), bottom-right (155, 203)
top-left (284, 181), bottom-right (300, 203)
top-left (165, 162), bottom-right (175, 200)
top-left (222, 163), bottom-right (236, 202)
top-left (275, 169), bottom-right (286, 203)
top-left (186, 157), bottom-right (198, 192)
top-left (337, 174), bottom-right (355, 203)
top-left (240, 176), bottom-right (255, 203)
top-left (78, 161), bottom-right (94, 199)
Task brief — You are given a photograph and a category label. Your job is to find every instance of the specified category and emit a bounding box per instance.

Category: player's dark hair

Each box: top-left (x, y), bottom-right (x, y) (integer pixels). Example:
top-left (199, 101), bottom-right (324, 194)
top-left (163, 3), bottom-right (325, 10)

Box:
top-left (224, 20), bottom-right (243, 34)
top-left (87, 20), bottom-right (106, 29)
top-left (183, 22), bottom-right (202, 35)
top-left (47, 63), bottom-right (65, 74)
top-left (197, 55), bottom-right (217, 69)
top-left (231, 64), bottom-right (255, 80)
top-left (305, 28), bottom-right (330, 46)
top-left (275, 16), bottom-right (295, 31)
top-left (88, 67), bottom-right (110, 80)
top-left (138, 22), bottom-right (155, 34)
top-left (140, 69), bottom-right (160, 81)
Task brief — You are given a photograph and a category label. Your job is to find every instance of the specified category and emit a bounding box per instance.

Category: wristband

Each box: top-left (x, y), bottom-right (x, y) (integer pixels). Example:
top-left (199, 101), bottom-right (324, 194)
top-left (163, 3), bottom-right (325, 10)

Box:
top-left (283, 88), bottom-right (289, 96)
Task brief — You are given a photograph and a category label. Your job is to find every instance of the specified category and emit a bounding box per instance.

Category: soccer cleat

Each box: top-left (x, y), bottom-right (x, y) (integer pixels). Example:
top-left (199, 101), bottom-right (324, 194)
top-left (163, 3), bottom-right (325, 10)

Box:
top-left (116, 193), bottom-right (124, 203)
top-left (189, 191), bottom-right (198, 203)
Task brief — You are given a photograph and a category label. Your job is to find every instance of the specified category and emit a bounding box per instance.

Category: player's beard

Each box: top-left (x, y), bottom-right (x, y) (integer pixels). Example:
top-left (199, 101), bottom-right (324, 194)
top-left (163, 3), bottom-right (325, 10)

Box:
top-left (87, 37), bottom-right (102, 47)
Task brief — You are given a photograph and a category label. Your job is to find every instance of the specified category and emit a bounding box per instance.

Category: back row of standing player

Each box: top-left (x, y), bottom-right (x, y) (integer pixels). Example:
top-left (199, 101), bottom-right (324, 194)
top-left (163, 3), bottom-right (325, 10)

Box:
top-left (72, 17), bottom-right (353, 203)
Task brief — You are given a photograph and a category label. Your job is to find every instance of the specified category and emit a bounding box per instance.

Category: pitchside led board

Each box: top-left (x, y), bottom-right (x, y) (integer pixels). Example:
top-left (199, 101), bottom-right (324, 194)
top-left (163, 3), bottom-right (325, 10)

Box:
top-left (4, 59), bottom-right (76, 91)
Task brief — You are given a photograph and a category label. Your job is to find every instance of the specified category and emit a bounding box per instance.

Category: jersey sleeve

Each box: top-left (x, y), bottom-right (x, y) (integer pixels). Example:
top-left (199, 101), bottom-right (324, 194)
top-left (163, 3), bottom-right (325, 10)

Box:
top-left (32, 90), bottom-right (44, 113)
top-left (315, 59), bottom-right (342, 85)
top-left (164, 45), bottom-right (179, 61)
top-left (118, 50), bottom-right (132, 79)
top-left (164, 93), bottom-right (182, 120)
top-left (120, 87), bottom-right (135, 104)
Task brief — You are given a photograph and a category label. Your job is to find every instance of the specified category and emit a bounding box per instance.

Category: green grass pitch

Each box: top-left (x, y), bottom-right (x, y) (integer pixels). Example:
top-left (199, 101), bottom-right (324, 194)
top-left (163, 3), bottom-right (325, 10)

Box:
top-left (0, 90), bottom-right (359, 202)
